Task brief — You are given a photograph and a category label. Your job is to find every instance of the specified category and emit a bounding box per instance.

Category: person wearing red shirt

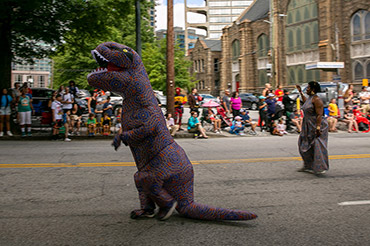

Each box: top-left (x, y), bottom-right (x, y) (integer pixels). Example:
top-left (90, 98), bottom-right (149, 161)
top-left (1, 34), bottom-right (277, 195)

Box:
top-left (275, 84), bottom-right (284, 102)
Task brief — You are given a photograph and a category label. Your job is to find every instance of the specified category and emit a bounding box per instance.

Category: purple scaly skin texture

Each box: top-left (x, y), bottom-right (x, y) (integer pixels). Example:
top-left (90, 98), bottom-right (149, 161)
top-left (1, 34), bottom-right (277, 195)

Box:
top-left (87, 42), bottom-right (257, 221)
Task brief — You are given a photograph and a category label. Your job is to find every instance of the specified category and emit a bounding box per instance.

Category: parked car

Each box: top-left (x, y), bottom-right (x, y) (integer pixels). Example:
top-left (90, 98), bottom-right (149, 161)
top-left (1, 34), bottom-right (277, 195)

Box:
top-left (107, 91), bottom-right (166, 116)
top-left (239, 93), bottom-right (259, 110)
top-left (199, 94), bottom-right (217, 106)
top-left (76, 89), bottom-right (91, 100)
top-left (289, 82), bottom-right (349, 107)
top-left (30, 88), bottom-right (55, 116)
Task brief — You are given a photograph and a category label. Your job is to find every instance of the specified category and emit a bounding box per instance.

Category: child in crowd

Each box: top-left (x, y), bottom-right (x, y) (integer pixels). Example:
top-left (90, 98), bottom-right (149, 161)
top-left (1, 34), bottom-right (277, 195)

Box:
top-left (277, 119), bottom-right (288, 135)
top-left (51, 94), bottom-right (71, 141)
top-left (230, 116), bottom-right (245, 135)
top-left (70, 102), bottom-right (82, 135)
top-left (18, 87), bottom-right (34, 137)
top-left (87, 113), bottom-right (97, 136)
top-left (291, 109), bottom-right (302, 133)
top-left (271, 121), bottom-right (283, 136)
top-left (343, 105), bottom-right (359, 133)
top-left (207, 108), bottom-right (222, 133)
top-left (102, 113), bottom-right (111, 136)
top-left (114, 108), bottom-right (122, 133)
top-left (165, 113), bottom-right (179, 137)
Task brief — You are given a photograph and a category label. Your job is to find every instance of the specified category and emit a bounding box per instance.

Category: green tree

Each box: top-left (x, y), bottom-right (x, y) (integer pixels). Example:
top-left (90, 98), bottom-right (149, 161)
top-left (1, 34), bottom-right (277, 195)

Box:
top-left (0, 0), bottom-right (134, 89)
top-left (52, 1), bottom-right (155, 89)
top-left (142, 39), bottom-right (196, 93)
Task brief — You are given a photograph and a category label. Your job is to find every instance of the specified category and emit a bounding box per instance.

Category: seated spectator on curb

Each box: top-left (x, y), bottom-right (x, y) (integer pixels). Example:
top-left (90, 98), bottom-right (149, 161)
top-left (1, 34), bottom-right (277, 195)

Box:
top-left (207, 108), bottom-right (222, 133)
top-left (291, 109), bottom-right (302, 133)
top-left (343, 105), bottom-right (359, 133)
top-left (165, 113), bottom-right (179, 137)
top-left (114, 108), bottom-right (122, 133)
top-left (271, 121), bottom-right (283, 136)
top-left (328, 98), bottom-right (338, 132)
top-left (87, 113), bottom-right (97, 137)
top-left (103, 96), bottom-right (113, 117)
top-left (102, 113), bottom-right (111, 136)
top-left (277, 119), bottom-right (288, 135)
top-left (188, 111), bottom-right (208, 139)
top-left (51, 94), bottom-right (71, 142)
top-left (229, 116), bottom-right (245, 135)
top-left (70, 102), bottom-right (82, 136)
top-left (240, 109), bottom-right (257, 134)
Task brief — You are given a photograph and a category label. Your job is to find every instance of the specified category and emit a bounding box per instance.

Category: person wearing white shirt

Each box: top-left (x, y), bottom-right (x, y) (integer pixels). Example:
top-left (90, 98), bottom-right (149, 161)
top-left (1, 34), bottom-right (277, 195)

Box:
top-left (359, 86), bottom-right (370, 114)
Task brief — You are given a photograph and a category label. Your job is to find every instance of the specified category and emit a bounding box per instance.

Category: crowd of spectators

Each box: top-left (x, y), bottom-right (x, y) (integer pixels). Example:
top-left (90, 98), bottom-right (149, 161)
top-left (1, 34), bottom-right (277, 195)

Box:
top-left (2, 82), bottom-right (370, 139)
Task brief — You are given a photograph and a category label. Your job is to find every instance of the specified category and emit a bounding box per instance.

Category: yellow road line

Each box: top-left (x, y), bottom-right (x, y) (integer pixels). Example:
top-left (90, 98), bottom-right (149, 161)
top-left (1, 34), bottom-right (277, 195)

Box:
top-left (1, 154), bottom-right (370, 169)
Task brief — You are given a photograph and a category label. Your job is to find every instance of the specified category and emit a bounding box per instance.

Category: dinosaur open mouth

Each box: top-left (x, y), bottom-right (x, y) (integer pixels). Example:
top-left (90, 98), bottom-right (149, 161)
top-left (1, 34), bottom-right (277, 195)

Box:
top-left (87, 50), bottom-right (124, 79)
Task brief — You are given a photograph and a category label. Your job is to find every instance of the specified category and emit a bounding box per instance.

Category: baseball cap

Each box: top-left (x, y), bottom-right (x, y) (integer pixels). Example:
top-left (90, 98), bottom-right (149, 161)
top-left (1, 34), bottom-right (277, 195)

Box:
top-left (259, 96), bottom-right (266, 99)
top-left (235, 116), bottom-right (242, 120)
top-left (268, 93), bottom-right (275, 97)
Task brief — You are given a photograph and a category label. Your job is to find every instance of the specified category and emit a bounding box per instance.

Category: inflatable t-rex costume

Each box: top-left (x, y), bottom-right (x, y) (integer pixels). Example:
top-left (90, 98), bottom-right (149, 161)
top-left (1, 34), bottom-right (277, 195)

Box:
top-left (87, 42), bottom-right (257, 221)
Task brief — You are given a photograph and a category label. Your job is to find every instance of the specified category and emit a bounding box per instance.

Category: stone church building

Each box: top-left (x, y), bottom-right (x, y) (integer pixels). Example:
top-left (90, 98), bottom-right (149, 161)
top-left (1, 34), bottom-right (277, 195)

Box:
top-left (190, 0), bottom-right (370, 95)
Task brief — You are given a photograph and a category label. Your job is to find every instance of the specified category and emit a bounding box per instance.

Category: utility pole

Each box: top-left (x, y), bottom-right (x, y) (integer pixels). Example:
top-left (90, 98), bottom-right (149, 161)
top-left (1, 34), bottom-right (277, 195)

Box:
top-left (272, 0), bottom-right (279, 87)
top-left (135, 0), bottom-right (142, 57)
top-left (166, 0), bottom-right (175, 115)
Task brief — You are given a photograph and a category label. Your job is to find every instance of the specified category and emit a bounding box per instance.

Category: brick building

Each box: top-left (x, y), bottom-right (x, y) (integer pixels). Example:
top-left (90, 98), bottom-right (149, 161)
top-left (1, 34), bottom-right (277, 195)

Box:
top-left (217, 0), bottom-right (370, 94)
top-left (189, 39), bottom-right (222, 95)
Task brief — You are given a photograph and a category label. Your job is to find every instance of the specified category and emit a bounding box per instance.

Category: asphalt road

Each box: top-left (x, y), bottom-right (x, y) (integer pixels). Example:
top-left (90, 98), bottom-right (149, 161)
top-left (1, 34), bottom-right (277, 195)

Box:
top-left (1, 134), bottom-right (370, 246)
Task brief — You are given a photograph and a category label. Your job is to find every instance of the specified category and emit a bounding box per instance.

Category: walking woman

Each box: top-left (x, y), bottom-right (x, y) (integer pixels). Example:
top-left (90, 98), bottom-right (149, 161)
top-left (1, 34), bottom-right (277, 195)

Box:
top-left (296, 81), bottom-right (329, 174)
top-left (230, 91), bottom-right (242, 118)
top-left (0, 88), bottom-right (13, 137)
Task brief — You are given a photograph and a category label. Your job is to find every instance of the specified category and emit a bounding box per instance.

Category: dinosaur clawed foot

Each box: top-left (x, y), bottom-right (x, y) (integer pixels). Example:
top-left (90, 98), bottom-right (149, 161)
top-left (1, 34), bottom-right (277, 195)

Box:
top-left (157, 201), bottom-right (178, 221)
top-left (130, 209), bottom-right (156, 219)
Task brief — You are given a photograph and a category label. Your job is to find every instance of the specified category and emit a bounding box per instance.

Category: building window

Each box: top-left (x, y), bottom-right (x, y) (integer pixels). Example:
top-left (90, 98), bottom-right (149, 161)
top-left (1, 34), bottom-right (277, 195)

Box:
top-left (39, 76), bottom-right (45, 87)
top-left (194, 61), bottom-right (198, 72)
top-left (209, 33), bottom-right (222, 39)
top-left (354, 62), bottom-right (364, 81)
top-left (214, 58), bottom-right (219, 72)
top-left (208, 1), bottom-right (231, 7)
top-left (367, 61), bottom-right (370, 79)
top-left (232, 39), bottom-right (240, 60)
top-left (351, 10), bottom-right (370, 41)
top-left (232, 1), bottom-right (252, 7)
top-left (201, 59), bottom-right (205, 72)
top-left (258, 70), bottom-right (268, 87)
top-left (286, 0), bottom-right (319, 83)
top-left (257, 34), bottom-right (269, 57)
top-left (215, 79), bottom-right (220, 88)
top-left (209, 9), bottom-right (231, 15)
top-left (210, 17), bottom-right (232, 23)
top-left (209, 25), bottom-right (224, 31)
top-left (15, 74), bottom-right (22, 83)
top-left (296, 28), bottom-right (302, 50)
top-left (366, 13), bottom-right (370, 39)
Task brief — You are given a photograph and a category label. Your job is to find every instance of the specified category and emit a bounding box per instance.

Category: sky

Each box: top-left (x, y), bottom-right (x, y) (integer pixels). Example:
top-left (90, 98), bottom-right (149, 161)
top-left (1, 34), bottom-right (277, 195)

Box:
top-left (155, 0), bottom-right (207, 35)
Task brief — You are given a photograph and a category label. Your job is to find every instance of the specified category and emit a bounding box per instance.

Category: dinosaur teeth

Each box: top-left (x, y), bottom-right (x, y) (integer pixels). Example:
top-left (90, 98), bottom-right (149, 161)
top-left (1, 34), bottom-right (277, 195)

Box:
top-left (87, 67), bottom-right (108, 79)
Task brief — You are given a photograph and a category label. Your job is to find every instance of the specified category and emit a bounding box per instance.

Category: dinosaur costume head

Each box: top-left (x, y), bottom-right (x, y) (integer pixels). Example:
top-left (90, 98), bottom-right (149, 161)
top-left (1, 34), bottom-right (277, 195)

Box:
top-left (87, 42), bottom-right (142, 93)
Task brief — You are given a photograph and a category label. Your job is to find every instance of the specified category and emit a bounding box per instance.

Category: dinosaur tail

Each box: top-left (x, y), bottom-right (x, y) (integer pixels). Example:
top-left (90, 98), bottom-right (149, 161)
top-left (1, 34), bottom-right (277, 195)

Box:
top-left (178, 202), bottom-right (257, 221)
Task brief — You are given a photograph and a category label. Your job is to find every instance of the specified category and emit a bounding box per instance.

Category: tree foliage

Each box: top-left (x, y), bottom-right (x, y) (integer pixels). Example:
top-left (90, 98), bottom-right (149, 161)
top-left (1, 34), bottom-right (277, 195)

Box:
top-left (142, 39), bottom-right (196, 94)
top-left (0, 0), bottom-right (135, 89)
top-left (52, 1), bottom-right (155, 89)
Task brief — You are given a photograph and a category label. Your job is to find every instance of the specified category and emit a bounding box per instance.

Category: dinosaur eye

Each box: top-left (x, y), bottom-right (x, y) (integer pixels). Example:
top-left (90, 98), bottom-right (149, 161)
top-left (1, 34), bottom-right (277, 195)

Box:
top-left (123, 49), bottom-right (128, 53)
